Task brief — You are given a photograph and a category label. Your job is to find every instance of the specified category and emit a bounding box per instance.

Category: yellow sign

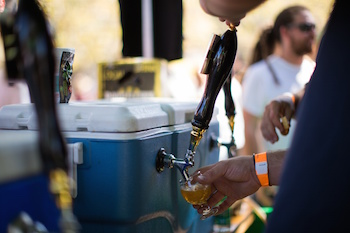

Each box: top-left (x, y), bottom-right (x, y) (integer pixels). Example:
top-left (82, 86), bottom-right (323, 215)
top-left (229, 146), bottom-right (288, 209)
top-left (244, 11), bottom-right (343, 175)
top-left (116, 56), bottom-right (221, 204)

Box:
top-left (98, 58), bottom-right (167, 99)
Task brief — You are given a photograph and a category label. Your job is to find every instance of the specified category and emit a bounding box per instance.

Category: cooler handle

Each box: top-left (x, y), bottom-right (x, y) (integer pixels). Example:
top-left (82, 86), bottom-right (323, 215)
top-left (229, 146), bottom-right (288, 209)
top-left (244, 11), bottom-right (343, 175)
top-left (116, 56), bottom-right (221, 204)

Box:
top-left (67, 142), bottom-right (83, 198)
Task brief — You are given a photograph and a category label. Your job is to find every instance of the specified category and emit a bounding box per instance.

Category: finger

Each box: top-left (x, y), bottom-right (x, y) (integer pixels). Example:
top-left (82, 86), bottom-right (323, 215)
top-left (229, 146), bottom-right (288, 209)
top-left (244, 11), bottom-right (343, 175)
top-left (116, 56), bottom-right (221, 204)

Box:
top-left (206, 190), bottom-right (226, 208)
top-left (226, 14), bottom-right (245, 25)
top-left (261, 123), bottom-right (279, 143)
top-left (219, 17), bottom-right (226, 22)
top-left (269, 107), bottom-right (285, 135)
top-left (218, 18), bottom-right (242, 27)
top-left (261, 108), bottom-right (279, 143)
top-left (284, 107), bottom-right (293, 120)
top-left (192, 164), bottom-right (215, 182)
top-left (216, 197), bottom-right (236, 215)
top-left (261, 116), bottom-right (278, 143)
top-left (196, 205), bottom-right (208, 214)
top-left (196, 162), bottom-right (226, 185)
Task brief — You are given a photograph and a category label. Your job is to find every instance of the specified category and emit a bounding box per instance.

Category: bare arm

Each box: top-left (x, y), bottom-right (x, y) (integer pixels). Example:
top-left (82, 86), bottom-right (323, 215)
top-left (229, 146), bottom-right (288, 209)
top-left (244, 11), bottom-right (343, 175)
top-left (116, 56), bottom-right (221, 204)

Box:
top-left (267, 150), bottom-right (285, 186)
top-left (243, 109), bottom-right (262, 155)
top-left (193, 150), bottom-right (286, 214)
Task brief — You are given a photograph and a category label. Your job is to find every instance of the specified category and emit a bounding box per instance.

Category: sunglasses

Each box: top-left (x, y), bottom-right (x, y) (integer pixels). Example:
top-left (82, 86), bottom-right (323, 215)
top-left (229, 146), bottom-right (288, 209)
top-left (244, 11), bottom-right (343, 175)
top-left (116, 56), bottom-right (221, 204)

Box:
top-left (288, 23), bottom-right (316, 32)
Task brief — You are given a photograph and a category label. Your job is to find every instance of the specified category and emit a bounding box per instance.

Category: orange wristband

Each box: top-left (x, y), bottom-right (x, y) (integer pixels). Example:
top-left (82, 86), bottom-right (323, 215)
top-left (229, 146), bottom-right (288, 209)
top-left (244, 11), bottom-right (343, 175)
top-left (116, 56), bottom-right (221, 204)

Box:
top-left (283, 92), bottom-right (295, 105)
top-left (254, 152), bottom-right (269, 186)
top-left (290, 94), bottom-right (295, 105)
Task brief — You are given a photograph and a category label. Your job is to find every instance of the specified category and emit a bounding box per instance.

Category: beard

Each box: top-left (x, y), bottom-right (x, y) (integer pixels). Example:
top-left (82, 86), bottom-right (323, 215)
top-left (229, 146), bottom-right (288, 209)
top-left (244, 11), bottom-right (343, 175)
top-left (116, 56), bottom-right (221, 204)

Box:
top-left (291, 38), bottom-right (313, 56)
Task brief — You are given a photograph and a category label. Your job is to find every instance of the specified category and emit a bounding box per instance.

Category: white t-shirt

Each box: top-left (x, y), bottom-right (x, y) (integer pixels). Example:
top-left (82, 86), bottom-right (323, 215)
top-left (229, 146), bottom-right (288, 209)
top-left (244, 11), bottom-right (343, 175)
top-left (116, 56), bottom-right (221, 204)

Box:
top-left (242, 55), bottom-right (315, 151)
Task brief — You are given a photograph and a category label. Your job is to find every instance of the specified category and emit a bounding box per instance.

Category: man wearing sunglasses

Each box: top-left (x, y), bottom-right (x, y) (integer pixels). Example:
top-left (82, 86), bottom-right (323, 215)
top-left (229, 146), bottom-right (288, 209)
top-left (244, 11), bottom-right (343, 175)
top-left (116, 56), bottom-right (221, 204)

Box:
top-left (242, 6), bottom-right (316, 165)
top-left (193, 0), bottom-right (350, 232)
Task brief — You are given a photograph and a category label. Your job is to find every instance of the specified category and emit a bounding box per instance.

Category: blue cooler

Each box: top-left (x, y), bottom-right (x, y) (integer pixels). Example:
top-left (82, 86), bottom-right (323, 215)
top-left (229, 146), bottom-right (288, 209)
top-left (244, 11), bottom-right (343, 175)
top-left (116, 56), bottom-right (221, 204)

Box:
top-left (0, 98), bottom-right (220, 233)
top-left (0, 131), bottom-right (60, 233)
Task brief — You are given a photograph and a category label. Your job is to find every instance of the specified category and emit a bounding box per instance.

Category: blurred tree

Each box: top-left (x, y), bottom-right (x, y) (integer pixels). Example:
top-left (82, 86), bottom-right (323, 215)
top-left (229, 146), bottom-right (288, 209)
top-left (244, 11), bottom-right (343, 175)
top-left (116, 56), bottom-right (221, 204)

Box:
top-left (36, 0), bottom-right (333, 86)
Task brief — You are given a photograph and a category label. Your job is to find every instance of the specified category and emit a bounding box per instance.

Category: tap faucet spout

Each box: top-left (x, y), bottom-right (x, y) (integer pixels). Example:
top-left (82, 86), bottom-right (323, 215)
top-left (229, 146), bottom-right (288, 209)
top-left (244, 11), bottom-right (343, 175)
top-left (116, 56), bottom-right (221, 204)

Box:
top-left (156, 148), bottom-right (192, 181)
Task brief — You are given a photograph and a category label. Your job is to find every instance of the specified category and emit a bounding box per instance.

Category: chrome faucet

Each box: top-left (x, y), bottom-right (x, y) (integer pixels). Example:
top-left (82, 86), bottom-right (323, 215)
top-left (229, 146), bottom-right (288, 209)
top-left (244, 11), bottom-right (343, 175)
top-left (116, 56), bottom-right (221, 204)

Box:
top-left (156, 148), bottom-right (193, 181)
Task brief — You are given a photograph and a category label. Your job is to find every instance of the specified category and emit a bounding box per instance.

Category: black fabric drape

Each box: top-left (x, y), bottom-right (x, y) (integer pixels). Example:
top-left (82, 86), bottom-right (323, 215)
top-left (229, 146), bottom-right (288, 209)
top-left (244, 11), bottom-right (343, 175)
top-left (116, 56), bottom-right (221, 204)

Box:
top-left (118, 0), bottom-right (182, 61)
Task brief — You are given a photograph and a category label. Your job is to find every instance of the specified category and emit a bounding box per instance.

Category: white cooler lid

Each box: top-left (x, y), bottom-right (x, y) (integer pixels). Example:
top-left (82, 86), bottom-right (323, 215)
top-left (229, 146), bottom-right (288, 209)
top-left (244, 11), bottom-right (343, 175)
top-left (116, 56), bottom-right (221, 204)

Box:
top-left (0, 98), bottom-right (217, 133)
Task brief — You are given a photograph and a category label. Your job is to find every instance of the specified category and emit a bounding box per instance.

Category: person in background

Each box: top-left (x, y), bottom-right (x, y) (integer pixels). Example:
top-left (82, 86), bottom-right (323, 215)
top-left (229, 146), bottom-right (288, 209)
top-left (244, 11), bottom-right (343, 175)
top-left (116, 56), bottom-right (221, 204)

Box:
top-left (193, 0), bottom-right (350, 232)
top-left (0, 0), bottom-right (31, 109)
top-left (241, 6), bottom-right (316, 207)
top-left (242, 5), bottom-right (316, 156)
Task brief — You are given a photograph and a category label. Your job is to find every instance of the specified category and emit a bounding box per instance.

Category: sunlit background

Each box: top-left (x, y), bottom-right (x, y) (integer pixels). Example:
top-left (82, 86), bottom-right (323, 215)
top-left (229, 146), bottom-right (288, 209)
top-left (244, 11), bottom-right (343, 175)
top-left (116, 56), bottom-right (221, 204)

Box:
top-left (2, 0), bottom-right (335, 100)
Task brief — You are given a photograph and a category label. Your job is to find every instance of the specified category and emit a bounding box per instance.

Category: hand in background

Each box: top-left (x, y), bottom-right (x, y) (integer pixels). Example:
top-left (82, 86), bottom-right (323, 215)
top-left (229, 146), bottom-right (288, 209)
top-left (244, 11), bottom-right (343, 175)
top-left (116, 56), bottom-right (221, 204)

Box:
top-left (199, 0), bottom-right (266, 26)
top-left (261, 94), bottom-right (295, 143)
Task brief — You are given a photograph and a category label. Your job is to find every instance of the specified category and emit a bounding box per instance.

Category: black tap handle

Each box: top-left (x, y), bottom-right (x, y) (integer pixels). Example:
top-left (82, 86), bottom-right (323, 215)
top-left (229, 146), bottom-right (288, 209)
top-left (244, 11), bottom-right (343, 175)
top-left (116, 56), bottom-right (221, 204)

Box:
top-left (1, 0), bottom-right (68, 173)
top-left (223, 72), bottom-right (236, 119)
top-left (192, 29), bottom-right (238, 129)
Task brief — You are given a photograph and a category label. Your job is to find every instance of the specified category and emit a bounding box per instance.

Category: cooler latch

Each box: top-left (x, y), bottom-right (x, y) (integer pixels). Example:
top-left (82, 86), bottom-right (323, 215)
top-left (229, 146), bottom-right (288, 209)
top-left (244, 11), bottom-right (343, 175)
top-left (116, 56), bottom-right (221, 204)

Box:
top-left (67, 142), bottom-right (83, 198)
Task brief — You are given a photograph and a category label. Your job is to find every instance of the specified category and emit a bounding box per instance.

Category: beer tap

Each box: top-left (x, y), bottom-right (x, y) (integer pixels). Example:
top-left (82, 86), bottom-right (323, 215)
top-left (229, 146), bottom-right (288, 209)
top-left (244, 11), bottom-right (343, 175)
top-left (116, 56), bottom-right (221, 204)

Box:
top-left (185, 27), bottom-right (237, 167)
top-left (210, 74), bottom-right (238, 158)
top-left (0, 1), bottom-right (79, 232)
top-left (156, 27), bottom-right (238, 180)
top-left (156, 148), bottom-right (193, 181)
